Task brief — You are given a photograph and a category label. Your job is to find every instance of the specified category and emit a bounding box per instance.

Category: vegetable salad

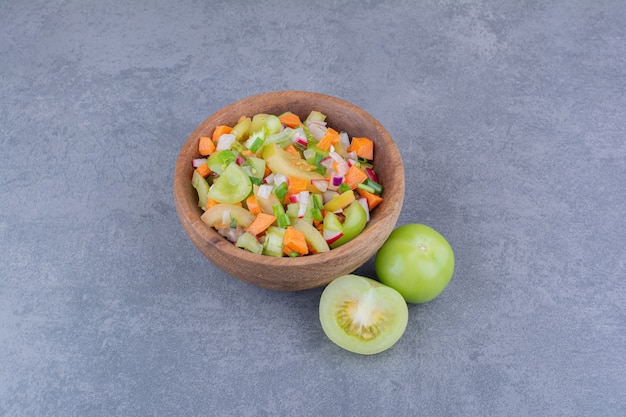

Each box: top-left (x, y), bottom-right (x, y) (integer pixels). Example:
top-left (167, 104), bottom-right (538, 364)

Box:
top-left (191, 110), bottom-right (384, 257)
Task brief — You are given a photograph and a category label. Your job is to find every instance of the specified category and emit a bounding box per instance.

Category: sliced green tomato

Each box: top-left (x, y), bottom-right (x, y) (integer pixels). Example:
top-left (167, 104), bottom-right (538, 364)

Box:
top-left (242, 157), bottom-right (266, 182)
top-left (231, 117), bottom-right (251, 141)
top-left (330, 200), bottom-right (367, 248)
top-left (253, 184), bottom-right (281, 215)
top-left (250, 113), bottom-right (270, 133)
top-left (319, 274), bottom-right (408, 355)
top-left (200, 203), bottom-right (255, 229)
top-left (207, 150), bottom-right (237, 175)
top-left (305, 110), bottom-right (326, 124)
top-left (323, 190), bottom-right (355, 213)
top-left (235, 231), bottom-right (263, 254)
top-left (292, 218), bottom-right (330, 254)
top-left (207, 162), bottom-right (252, 204)
top-left (262, 144), bottom-right (325, 182)
top-left (191, 170), bottom-right (210, 209)
top-left (323, 211), bottom-right (343, 233)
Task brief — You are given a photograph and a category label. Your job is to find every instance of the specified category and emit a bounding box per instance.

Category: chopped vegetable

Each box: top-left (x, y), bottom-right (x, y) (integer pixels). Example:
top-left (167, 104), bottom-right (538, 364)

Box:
top-left (245, 194), bottom-right (263, 215)
top-left (317, 127), bottom-right (341, 151)
top-left (191, 109), bottom-right (385, 257)
top-left (198, 136), bottom-right (216, 156)
top-left (356, 188), bottom-right (383, 210)
top-left (343, 165), bottom-right (368, 190)
top-left (235, 232), bottom-right (263, 254)
top-left (246, 212), bottom-right (277, 236)
top-left (347, 137), bottom-right (374, 160)
top-left (194, 163), bottom-right (211, 178)
top-left (279, 112), bottom-right (302, 128)
top-left (212, 125), bottom-right (233, 142)
top-left (283, 226), bottom-right (309, 256)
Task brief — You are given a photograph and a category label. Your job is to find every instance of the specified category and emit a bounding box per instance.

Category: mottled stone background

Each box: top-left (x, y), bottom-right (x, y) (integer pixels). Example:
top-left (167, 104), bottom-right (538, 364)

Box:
top-left (1, 1), bottom-right (624, 416)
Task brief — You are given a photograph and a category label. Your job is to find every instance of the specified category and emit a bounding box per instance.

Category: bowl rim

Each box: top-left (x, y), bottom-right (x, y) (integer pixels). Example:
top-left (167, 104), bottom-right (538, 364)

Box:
top-left (173, 90), bottom-right (404, 287)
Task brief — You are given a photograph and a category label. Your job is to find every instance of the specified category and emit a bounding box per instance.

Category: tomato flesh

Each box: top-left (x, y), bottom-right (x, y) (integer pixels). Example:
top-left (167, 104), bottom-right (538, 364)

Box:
top-left (319, 274), bottom-right (408, 355)
top-left (206, 162), bottom-right (252, 204)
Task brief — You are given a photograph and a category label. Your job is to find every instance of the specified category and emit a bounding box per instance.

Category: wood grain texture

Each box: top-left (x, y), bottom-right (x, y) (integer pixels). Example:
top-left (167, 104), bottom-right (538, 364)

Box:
top-left (174, 91), bottom-right (404, 291)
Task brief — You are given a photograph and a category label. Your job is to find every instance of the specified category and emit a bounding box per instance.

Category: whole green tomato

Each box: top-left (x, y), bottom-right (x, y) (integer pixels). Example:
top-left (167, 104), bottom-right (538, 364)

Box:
top-left (375, 224), bottom-right (454, 304)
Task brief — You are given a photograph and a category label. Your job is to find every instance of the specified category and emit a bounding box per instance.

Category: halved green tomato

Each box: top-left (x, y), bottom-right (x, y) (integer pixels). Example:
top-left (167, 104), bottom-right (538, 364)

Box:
top-left (207, 162), bottom-right (252, 204)
top-left (319, 274), bottom-right (408, 355)
top-left (262, 143), bottom-right (325, 182)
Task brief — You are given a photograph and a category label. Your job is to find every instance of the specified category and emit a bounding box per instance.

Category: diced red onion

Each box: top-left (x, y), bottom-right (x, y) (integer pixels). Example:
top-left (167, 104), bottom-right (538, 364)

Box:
top-left (192, 158), bottom-right (207, 168)
top-left (332, 176), bottom-right (344, 187)
top-left (292, 128), bottom-right (308, 147)
top-left (320, 156), bottom-right (334, 170)
top-left (311, 179), bottom-right (328, 192)
top-left (257, 184), bottom-right (273, 200)
top-left (307, 121), bottom-right (327, 140)
top-left (297, 191), bottom-right (310, 218)
top-left (216, 133), bottom-right (236, 151)
top-left (365, 167), bottom-right (379, 183)
top-left (323, 190), bottom-right (339, 204)
top-left (346, 151), bottom-right (358, 161)
top-left (273, 174), bottom-right (288, 186)
top-left (339, 132), bottom-right (350, 148)
top-left (236, 155), bottom-right (244, 165)
top-left (329, 151), bottom-right (349, 176)
top-left (323, 229), bottom-right (343, 244)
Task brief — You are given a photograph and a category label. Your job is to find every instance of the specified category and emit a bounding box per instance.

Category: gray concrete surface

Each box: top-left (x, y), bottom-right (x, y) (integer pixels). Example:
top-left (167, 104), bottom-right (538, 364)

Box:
top-left (1, 1), bottom-right (625, 416)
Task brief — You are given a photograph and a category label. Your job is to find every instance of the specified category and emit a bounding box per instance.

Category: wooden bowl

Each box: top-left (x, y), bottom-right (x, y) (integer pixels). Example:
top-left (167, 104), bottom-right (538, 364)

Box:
top-left (174, 91), bottom-right (404, 291)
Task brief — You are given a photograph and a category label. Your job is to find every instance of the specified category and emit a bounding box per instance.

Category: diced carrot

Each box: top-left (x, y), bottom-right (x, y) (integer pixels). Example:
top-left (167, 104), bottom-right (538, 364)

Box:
top-left (356, 188), bottom-right (383, 210)
top-left (246, 212), bottom-right (277, 236)
top-left (348, 137), bottom-right (374, 160)
top-left (198, 136), bottom-right (216, 156)
top-left (205, 198), bottom-right (220, 210)
top-left (282, 226), bottom-right (309, 256)
top-left (245, 194), bottom-right (263, 215)
top-left (317, 127), bottom-right (341, 151)
top-left (279, 112), bottom-right (302, 128)
top-left (195, 163), bottom-right (211, 178)
top-left (212, 125), bottom-right (232, 143)
top-left (344, 165), bottom-right (368, 190)
top-left (237, 115), bottom-right (248, 123)
top-left (284, 144), bottom-right (300, 156)
top-left (287, 177), bottom-right (308, 197)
